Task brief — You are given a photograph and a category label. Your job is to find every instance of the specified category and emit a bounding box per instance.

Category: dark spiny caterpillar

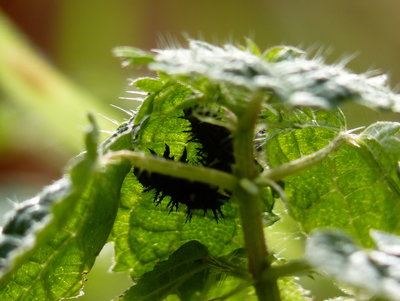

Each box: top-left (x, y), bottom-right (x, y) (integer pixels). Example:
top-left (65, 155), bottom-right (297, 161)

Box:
top-left (133, 106), bottom-right (234, 221)
top-left (182, 107), bottom-right (234, 172)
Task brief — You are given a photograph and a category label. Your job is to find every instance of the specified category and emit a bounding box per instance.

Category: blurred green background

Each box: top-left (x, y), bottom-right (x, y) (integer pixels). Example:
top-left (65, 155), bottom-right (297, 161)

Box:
top-left (0, 1), bottom-right (399, 300)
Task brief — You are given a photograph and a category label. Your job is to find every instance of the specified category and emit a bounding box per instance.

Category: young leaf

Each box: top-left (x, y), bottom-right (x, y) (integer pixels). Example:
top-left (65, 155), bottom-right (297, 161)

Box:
top-left (119, 241), bottom-right (210, 301)
top-left (142, 40), bottom-right (400, 112)
top-left (265, 117), bottom-right (400, 246)
top-left (0, 117), bottom-right (133, 300)
top-left (133, 77), bottom-right (164, 93)
top-left (113, 46), bottom-right (155, 66)
top-left (306, 230), bottom-right (400, 301)
top-left (262, 46), bottom-right (304, 62)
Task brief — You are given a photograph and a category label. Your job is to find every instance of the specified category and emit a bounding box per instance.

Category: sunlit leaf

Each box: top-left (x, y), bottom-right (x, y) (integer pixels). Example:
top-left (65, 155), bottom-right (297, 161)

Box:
top-left (265, 116), bottom-right (400, 246)
top-left (0, 118), bottom-right (133, 300)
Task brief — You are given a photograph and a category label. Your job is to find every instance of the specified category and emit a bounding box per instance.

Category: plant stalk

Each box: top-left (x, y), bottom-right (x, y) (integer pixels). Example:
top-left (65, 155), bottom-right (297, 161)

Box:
top-left (233, 95), bottom-right (281, 301)
top-left (101, 150), bottom-right (238, 191)
top-left (260, 132), bottom-right (347, 181)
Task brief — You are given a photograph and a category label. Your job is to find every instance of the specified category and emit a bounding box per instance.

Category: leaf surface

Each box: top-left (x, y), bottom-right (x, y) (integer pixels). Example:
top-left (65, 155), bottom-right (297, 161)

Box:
top-left (110, 78), bottom-right (242, 278)
top-left (121, 241), bottom-right (256, 301)
top-left (265, 115), bottom-right (400, 246)
top-left (120, 241), bottom-right (210, 301)
top-left (0, 117), bottom-right (133, 300)
top-left (111, 172), bottom-right (241, 277)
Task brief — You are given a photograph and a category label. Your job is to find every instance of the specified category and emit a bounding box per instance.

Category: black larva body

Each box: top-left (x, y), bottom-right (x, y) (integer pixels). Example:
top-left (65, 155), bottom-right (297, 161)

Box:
top-left (182, 108), bottom-right (234, 172)
top-left (133, 107), bottom-right (234, 221)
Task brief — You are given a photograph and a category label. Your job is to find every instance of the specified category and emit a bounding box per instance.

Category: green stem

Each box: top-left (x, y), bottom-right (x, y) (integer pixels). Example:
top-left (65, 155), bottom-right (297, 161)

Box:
top-left (101, 150), bottom-right (238, 191)
top-left (233, 95), bottom-right (280, 301)
top-left (262, 260), bottom-right (311, 281)
top-left (259, 131), bottom-right (348, 181)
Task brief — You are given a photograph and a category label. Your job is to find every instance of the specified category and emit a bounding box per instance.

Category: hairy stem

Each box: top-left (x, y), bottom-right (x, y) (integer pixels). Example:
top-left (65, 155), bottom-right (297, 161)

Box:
top-left (259, 131), bottom-right (350, 182)
top-left (101, 150), bottom-right (238, 191)
top-left (233, 95), bottom-right (280, 301)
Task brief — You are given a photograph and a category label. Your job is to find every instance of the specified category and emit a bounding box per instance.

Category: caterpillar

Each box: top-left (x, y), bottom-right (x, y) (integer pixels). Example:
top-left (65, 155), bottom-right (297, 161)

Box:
top-left (133, 106), bottom-right (234, 221)
top-left (182, 107), bottom-right (234, 172)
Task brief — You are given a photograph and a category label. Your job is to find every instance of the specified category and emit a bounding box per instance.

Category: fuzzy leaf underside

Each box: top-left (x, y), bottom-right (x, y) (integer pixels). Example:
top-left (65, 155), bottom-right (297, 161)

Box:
top-left (0, 119), bottom-right (133, 300)
top-left (306, 230), bottom-right (400, 301)
top-left (265, 118), bottom-right (400, 246)
top-left (115, 40), bottom-right (400, 112)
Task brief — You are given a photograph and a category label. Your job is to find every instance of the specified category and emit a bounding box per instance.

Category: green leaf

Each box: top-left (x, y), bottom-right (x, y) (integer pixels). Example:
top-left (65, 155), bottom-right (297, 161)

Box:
top-left (120, 242), bottom-right (255, 301)
top-left (306, 230), bottom-right (400, 301)
top-left (243, 38), bottom-right (262, 56)
top-left (111, 172), bottom-right (241, 277)
top-left (265, 114), bottom-right (400, 246)
top-left (132, 81), bottom-right (193, 125)
top-left (278, 277), bottom-right (311, 301)
top-left (262, 46), bottom-right (304, 62)
top-left (120, 241), bottom-right (210, 301)
top-left (133, 77), bottom-right (164, 93)
top-left (206, 277), bottom-right (256, 301)
top-left (148, 40), bottom-right (400, 112)
top-left (203, 270), bottom-right (311, 300)
top-left (261, 106), bottom-right (347, 131)
top-left (196, 248), bottom-right (254, 301)
top-left (110, 79), bottom-right (242, 278)
top-left (113, 46), bottom-right (155, 65)
top-left (0, 117), bottom-right (133, 300)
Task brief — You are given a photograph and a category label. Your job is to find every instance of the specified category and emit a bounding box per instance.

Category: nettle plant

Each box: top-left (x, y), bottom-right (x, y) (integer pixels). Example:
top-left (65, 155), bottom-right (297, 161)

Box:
top-left (1, 40), bottom-right (400, 301)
